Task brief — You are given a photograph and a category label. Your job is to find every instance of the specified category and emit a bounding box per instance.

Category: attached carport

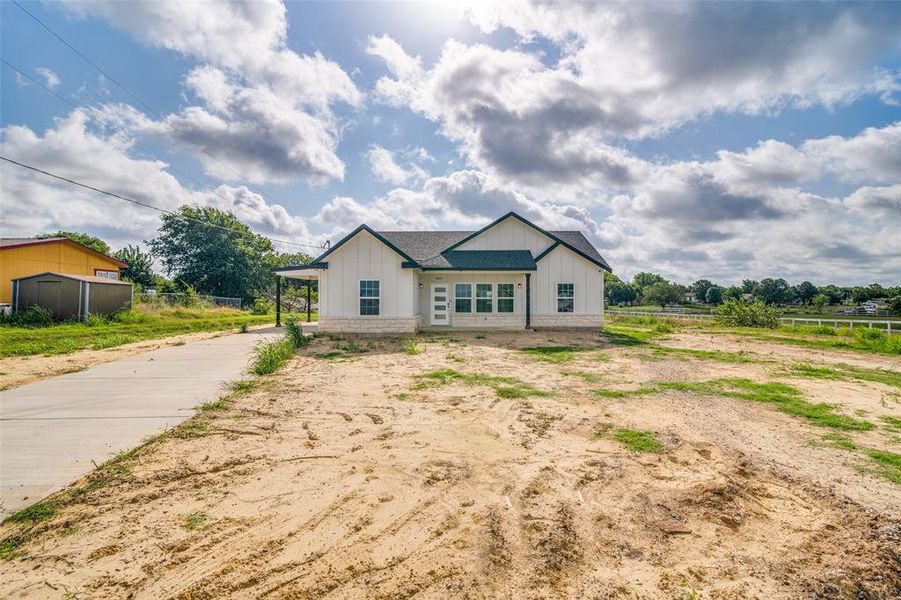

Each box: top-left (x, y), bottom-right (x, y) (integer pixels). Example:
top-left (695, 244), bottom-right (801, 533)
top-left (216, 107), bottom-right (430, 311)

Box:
top-left (273, 266), bottom-right (319, 328)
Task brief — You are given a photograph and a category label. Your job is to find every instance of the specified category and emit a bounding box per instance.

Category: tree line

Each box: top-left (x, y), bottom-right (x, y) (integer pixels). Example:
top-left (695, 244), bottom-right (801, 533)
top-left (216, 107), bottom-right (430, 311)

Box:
top-left (40, 206), bottom-right (313, 304)
top-left (606, 272), bottom-right (901, 311)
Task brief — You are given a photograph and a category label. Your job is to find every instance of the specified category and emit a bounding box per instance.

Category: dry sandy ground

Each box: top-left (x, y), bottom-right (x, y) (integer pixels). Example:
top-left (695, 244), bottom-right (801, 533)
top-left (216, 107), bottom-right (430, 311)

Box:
top-left (0, 327), bottom-right (272, 391)
top-left (1, 330), bottom-right (899, 599)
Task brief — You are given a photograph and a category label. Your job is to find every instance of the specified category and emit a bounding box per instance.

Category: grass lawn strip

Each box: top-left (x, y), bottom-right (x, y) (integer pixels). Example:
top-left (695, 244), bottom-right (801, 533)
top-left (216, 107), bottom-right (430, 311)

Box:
top-left (414, 368), bottom-right (552, 399)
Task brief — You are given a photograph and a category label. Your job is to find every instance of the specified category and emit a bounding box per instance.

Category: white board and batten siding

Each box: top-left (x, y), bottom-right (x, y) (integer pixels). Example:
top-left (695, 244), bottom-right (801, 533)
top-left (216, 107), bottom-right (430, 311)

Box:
top-left (457, 217), bottom-right (553, 256)
top-left (534, 244), bottom-right (604, 316)
top-left (318, 230), bottom-right (417, 318)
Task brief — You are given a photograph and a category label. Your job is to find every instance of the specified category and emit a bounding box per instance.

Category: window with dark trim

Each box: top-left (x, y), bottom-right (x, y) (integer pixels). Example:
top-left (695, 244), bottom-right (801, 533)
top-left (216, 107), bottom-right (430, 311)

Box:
top-left (557, 283), bottom-right (574, 313)
top-left (454, 283), bottom-right (472, 313)
top-left (476, 283), bottom-right (493, 313)
top-left (497, 283), bottom-right (514, 313)
top-left (360, 280), bottom-right (380, 316)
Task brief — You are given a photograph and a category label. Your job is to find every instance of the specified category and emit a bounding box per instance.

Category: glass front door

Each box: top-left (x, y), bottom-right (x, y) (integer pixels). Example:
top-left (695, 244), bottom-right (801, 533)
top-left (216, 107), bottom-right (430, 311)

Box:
top-left (430, 284), bottom-right (449, 326)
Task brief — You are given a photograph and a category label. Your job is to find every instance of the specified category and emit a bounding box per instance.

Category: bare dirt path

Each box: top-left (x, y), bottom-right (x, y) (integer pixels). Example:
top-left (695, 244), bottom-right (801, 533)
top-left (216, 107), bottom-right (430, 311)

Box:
top-left (1, 331), bottom-right (898, 599)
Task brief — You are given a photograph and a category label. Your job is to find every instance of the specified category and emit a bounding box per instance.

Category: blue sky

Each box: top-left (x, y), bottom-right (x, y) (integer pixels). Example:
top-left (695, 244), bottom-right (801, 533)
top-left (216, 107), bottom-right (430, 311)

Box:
top-left (1, 1), bottom-right (899, 284)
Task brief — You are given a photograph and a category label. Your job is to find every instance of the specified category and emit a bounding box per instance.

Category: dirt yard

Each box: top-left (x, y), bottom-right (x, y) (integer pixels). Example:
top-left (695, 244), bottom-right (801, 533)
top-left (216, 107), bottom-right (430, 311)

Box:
top-left (1, 328), bottom-right (899, 598)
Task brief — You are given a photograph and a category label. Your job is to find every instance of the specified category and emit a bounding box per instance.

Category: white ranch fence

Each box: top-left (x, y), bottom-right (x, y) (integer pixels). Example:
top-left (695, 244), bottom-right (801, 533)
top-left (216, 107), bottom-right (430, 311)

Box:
top-left (607, 309), bottom-right (899, 334)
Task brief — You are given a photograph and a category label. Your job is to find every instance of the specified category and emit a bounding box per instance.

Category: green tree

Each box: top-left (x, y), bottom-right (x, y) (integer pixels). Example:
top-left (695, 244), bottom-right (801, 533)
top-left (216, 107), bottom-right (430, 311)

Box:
top-left (794, 281), bottom-right (818, 305)
top-left (890, 296), bottom-right (901, 316)
top-left (691, 279), bottom-right (715, 302)
top-left (642, 281), bottom-right (682, 307)
top-left (632, 272), bottom-right (666, 292)
top-left (38, 230), bottom-right (111, 255)
top-left (741, 279), bottom-right (758, 294)
top-left (850, 286), bottom-right (870, 304)
top-left (149, 206), bottom-right (275, 302)
top-left (753, 278), bottom-right (790, 305)
top-left (114, 244), bottom-right (155, 288)
top-left (705, 286), bottom-right (724, 305)
top-left (606, 273), bottom-right (638, 305)
top-left (812, 294), bottom-right (829, 310)
top-left (724, 285), bottom-right (743, 301)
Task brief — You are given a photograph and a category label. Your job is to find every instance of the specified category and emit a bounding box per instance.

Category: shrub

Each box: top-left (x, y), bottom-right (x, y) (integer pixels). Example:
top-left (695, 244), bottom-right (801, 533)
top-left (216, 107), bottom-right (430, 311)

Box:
top-left (250, 298), bottom-right (271, 315)
top-left (716, 298), bottom-right (779, 328)
top-left (284, 318), bottom-right (308, 348)
top-left (84, 313), bottom-right (110, 327)
top-left (251, 338), bottom-right (295, 375)
top-left (0, 305), bottom-right (54, 328)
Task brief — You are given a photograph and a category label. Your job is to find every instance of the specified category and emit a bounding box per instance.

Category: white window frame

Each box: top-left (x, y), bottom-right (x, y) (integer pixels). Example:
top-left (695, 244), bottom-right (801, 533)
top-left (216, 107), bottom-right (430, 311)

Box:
top-left (476, 283), bottom-right (494, 314)
top-left (359, 279), bottom-right (380, 317)
top-left (497, 283), bottom-right (514, 313)
top-left (454, 283), bottom-right (472, 314)
top-left (556, 282), bottom-right (574, 313)
top-left (94, 269), bottom-right (119, 280)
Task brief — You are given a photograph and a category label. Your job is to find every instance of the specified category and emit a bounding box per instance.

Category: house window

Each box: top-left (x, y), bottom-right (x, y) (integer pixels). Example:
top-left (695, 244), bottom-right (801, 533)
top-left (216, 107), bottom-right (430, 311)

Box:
top-left (360, 280), bottom-right (380, 316)
top-left (497, 283), bottom-right (514, 313)
top-left (476, 283), bottom-right (493, 313)
top-left (557, 283), bottom-right (574, 313)
top-left (95, 270), bottom-right (119, 280)
top-left (455, 283), bottom-right (472, 313)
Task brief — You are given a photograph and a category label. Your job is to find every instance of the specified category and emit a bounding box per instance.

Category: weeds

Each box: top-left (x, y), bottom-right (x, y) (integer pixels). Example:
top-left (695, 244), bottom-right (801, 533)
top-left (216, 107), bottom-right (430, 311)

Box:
top-left (650, 347), bottom-right (760, 364)
top-left (561, 370), bottom-right (603, 383)
top-left (790, 363), bottom-right (901, 389)
top-left (251, 338), bottom-right (296, 375)
top-left (446, 353), bottom-right (465, 363)
top-left (595, 426), bottom-right (663, 453)
top-left (866, 450), bottom-right (901, 484)
top-left (592, 387), bottom-right (656, 399)
top-left (658, 378), bottom-right (874, 431)
top-left (414, 368), bottom-right (551, 399)
top-left (522, 346), bottom-right (578, 363)
top-left (881, 416), bottom-right (901, 433)
top-left (403, 339), bottom-right (422, 355)
top-left (819, 433), bottom-right (858, 450)
top-left (184, 512), bottom-right (208, 530)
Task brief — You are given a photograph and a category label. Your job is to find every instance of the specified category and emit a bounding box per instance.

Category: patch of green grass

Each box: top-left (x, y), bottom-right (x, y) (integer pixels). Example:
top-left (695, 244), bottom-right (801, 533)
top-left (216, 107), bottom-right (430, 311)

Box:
top-left (314, 350), bottom-right (346, 360)
top-left (601, 330), bottom-right (647, 346)
top-left (866, 450), bottom-right (901, 484)
top-left (608, 428), bottom-right (663, 453)
top-left (170, 421), bottom-right (208, 439)
top-left (0, 534), bottom-right (27, 560)
top-left (184, 512), bottom-right (208, 530)
top-left (819, 433), bottom-right (858, 450)
top-left (446, 352), bottom-right (466, 363)
top-left (561, 370), bottom-right (603, 383)
top-left (790, 363), bottom-right (901, 389)
top-left (0, 306), bottom-right (275, 358)
top-left (880, 416), bottom-right (901, 433)
top-left (251, 338), bottom-right (295, 375)
top-left (402, 339), bottom-right (422, 355)
top-left (414, 368), bottom-right (551, 399)
top-left (393, 392), bottom-right (410, 401)
top-left (4, 500), bottom-right (57, 525)
top-left (724, 325), bottom-right (901, 356)
top-left (658, 378), bottom-right (874, 431)
top-left (522, 346), bottom-right (579, 363)
top-left (338, 341), bottom-right (367, 353)
top-left (592, 386), bottom-right (656, 399)
top-left (475, 335), bottom-right (486, 340)
top-left (650, 346), bottom-right (760, 364)
top-left (198, 398), bottom-right (229, 411)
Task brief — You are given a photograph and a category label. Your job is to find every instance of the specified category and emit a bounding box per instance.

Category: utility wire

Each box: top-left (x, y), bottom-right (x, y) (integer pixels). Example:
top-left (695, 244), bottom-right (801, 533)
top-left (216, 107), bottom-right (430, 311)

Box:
top-left (11, 0), bottom-right (297, 209)
top-left (0, 156), bottom-right (327, 250)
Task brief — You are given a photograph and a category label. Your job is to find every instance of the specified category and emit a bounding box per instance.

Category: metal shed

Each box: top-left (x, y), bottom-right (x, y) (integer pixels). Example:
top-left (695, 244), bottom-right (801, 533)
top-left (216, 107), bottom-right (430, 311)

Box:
top-left (11, 272), bottom-right (133, 320)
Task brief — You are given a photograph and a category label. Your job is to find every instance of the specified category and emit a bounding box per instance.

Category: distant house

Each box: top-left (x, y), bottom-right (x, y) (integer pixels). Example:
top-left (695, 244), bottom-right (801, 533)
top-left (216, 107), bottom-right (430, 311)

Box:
top-left (276, 212), bottom-right (612, 333)
top-left (0, 238), bottom-right (126, 305)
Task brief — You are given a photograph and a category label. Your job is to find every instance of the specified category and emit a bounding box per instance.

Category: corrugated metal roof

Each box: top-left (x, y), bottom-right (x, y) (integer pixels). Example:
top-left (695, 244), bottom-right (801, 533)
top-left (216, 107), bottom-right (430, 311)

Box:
top-left (0, 237), bottom-right (67, 248)
top-left (12, 272), bottom-right (133, 285)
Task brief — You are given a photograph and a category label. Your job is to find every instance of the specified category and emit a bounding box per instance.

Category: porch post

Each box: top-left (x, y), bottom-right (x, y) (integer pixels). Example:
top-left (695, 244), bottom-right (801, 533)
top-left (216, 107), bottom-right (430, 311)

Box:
top-left (306, 280), bottom-right (312, 323)
top-left (525, 273), bottom-right (532, 330)
top-left (275, 274), bottom-right (282, 328)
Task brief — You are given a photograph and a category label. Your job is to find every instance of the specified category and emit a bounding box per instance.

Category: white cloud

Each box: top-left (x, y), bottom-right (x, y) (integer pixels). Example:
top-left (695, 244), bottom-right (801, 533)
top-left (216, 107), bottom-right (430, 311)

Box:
top-left (62, 0), bottom-right (361, 185)
top-left (35, 67), bottom-right (61, 89)
top-left (0, 110), bottom-right (315, 249)
top-left (803, 123), bottom-right (901, 183)
top-left (369, 4), bottom-right (900, 196)
top-left (365, 145), bottom-right (430, 185)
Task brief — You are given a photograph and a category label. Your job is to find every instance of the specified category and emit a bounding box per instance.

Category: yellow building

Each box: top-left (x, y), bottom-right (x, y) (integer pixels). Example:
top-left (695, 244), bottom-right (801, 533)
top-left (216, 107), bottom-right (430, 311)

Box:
top-left (0, 238), bottom-right (126, 304)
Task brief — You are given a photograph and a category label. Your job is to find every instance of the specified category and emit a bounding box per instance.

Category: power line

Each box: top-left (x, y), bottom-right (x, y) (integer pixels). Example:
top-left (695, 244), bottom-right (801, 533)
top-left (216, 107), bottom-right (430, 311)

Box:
top-left (10, 0), bottom-right (296, 208)
top-left (0, 156), bottom-right (327, 251)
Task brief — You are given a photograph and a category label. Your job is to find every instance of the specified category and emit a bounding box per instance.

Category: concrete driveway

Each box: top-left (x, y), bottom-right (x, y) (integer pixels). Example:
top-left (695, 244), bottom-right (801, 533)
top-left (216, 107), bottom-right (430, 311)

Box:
top-left (0, 328), bottom-right (281, 517)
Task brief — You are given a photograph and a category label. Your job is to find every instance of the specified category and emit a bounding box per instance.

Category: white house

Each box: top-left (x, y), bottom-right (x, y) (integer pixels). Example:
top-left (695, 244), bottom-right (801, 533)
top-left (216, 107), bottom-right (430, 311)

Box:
top-left (275, 212), bottom-right (612, 333)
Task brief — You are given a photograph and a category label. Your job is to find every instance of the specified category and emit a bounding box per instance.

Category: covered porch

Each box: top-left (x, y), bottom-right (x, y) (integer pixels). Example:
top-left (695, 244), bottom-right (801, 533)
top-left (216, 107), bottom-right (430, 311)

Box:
top-left (273, 266), bottom-right (318, 330)
top-left (417, 271), bottom-right (534, 331)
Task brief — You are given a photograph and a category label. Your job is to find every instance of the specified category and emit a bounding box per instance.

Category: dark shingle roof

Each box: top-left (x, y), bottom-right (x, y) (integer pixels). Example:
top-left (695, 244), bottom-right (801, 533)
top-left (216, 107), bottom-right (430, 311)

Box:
top-left (548, 231), bottom-right (612, 271)
top-left (378, 229), bottom-right (610, 272)
top-left (420, 250), bottom-right (537, 270)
